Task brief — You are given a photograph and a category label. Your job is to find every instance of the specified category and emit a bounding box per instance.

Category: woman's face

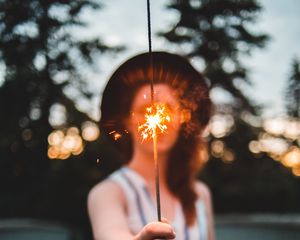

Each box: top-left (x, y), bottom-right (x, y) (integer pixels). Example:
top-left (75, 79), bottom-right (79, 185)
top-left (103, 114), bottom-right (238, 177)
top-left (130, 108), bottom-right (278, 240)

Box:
top-left (127, 84), bottom-right (182, 155)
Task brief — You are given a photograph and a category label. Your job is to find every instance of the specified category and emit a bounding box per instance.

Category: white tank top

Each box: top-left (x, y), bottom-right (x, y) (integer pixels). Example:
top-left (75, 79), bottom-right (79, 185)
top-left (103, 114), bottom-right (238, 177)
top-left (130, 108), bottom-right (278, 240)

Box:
top-left (109, 167), bottom-right (208, 240)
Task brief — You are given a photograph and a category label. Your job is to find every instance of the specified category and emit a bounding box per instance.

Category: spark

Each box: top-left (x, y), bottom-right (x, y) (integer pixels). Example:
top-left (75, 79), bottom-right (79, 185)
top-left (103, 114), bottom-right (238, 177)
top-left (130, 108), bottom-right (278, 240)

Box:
top-left (138, 103), bottom-right (171, 141)
top-left (109, 130), bottom-right (122, 141)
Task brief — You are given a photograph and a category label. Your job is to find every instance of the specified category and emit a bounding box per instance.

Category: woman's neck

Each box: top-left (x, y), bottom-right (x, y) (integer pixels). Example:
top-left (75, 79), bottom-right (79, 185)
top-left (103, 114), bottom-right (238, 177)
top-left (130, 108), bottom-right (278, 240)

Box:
top-left (128, 148), bottom-right (169, 188)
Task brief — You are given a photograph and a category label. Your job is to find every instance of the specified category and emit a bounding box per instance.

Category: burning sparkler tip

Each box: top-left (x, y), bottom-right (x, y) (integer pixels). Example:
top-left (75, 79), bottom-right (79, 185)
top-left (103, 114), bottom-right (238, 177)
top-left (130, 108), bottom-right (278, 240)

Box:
top-left (138, 103), bottom-right (171, 140)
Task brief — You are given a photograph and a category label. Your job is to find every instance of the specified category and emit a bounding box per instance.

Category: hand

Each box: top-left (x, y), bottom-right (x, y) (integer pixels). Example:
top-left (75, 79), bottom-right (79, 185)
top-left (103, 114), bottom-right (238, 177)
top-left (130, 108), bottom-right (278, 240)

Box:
top-left (133, 219), bottom-right (176, 240)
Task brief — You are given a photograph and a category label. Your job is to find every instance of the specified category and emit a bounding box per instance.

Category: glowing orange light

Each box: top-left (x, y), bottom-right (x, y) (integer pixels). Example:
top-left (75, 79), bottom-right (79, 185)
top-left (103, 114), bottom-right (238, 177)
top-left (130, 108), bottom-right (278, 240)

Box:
top-left (281, 147), bottom-right (300, 168)
top-left (109, 131), bottom-right (122, 141)
top-left (138, 103), bottom-right (171, 140)
top-left (47, 127), bottom-right (84, 160)
top-left (292, 166), bottom-right (300, 177)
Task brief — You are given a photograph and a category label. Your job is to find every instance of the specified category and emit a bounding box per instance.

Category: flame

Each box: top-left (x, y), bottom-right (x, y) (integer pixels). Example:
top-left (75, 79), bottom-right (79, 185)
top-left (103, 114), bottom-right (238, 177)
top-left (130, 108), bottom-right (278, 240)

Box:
top-left (138, 103), bottom-right (171, 140)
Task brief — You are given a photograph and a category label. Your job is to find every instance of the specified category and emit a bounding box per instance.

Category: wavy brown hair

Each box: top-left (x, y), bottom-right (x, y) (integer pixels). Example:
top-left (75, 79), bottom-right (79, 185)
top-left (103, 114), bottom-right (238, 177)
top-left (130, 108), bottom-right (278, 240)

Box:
top-left (100, 52), bottom-right (212, 225)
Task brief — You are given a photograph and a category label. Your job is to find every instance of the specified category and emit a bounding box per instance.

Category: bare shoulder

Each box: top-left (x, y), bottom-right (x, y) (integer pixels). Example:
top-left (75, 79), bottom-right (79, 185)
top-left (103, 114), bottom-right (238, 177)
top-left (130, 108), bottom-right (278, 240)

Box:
top-left (194, 180), bottom-right (212, 202)
top-left (87, 178), bottom-right (132, 238)
top-left (88, 178), bottom-right (122, 195)
top-left (88, 178), bottom-right (126, 207)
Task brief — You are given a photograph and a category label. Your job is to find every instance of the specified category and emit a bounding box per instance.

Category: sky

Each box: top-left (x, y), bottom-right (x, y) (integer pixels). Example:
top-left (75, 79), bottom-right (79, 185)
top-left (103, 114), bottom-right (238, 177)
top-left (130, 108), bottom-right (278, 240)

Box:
top-left (1, 0), bottom-right (299, 121)
top-left (77, 0), bottom-right (300, 121)
top-left (241, 0), bottom-right (300, 117)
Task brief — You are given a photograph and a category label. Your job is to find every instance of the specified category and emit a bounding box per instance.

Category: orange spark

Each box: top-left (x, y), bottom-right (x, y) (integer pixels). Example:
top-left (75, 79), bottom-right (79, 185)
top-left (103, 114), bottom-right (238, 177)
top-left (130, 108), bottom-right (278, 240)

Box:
top-left (138, 103), bottom-right (171, 140)
top-left (109, 131), bottom-right (122, 141)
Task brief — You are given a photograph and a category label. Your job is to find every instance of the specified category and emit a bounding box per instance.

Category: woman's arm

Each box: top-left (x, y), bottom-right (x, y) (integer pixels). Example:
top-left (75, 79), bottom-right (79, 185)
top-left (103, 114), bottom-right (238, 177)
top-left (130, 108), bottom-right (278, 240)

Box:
top-left (87, 180), bottom-right (175, 240)
top-left (88, 180), bottom-right (133, 239)
top-left (195, 181), bottom-right (215, 240)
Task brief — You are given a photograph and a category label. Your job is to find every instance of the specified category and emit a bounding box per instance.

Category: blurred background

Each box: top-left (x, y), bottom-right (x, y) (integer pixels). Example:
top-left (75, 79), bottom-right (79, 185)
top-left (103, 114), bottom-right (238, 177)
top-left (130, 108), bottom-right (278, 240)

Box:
top-left (0, 0), bottom-right (300, 239)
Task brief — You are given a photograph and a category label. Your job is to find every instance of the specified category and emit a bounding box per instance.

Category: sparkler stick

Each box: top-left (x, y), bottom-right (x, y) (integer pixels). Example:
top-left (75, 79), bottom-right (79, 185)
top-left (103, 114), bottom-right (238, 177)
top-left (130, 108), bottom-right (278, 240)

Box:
top-left (144, 106), bottom-right (170, 223)
top-left (146, 0), bottom-right (162, 222)
top-left (138, 108), bottom-right (171, 240)
top-left (139, 103), bottom-right (170, 221)
top-left (153, 129), bottom-right (161, 221)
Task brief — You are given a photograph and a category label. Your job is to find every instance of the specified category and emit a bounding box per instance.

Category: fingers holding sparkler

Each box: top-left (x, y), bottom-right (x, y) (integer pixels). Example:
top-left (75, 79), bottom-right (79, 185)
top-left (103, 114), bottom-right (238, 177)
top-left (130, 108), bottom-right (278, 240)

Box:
top-left (133, 220), bottom-right (176, 240)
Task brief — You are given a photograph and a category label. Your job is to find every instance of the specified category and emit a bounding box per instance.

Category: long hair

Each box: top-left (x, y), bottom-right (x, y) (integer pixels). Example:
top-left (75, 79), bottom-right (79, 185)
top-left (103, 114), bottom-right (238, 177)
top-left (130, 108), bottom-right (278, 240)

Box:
top-left (100, 52), bottom-right (212, 225)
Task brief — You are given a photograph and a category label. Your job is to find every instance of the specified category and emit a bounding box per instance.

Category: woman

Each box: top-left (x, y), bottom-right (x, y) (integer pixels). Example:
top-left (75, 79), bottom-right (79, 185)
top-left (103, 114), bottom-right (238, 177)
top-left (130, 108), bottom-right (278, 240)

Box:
top-left (88, 52), bottom-right (214, 240)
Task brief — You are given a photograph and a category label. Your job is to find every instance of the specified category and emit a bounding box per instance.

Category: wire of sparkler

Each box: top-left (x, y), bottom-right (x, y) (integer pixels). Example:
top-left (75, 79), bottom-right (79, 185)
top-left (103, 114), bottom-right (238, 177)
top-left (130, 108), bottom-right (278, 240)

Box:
top-left (147, 0), bottom-right (162, 222)
top-left (153, 132), bottom-right (162, 221)
top-left (147, 0), bottom-right (154, 104)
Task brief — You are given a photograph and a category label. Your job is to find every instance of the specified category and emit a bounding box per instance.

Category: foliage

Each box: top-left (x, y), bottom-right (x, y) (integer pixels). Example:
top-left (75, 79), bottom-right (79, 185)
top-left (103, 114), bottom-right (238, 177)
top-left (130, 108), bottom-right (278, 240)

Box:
top-left (0, 0), bottom-right (122, 236)
top-left (285, 58), bottom-right (300, 118)
top-left (160, 0), bottom-right (269, 113)
top-left (161, 0), bottom-right (300, 214)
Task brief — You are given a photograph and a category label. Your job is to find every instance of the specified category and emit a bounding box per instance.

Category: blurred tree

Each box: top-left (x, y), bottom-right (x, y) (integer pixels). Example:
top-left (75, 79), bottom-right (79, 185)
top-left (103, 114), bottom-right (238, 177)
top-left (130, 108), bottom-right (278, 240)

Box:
top-left (285, 58), bottom-right (300, 118)
top-left (0, 0), bottom-right (122, 236)
top-left (160, 0), bottom-right (269, 113)
top-left (160, 0), bottom-right (300, 214)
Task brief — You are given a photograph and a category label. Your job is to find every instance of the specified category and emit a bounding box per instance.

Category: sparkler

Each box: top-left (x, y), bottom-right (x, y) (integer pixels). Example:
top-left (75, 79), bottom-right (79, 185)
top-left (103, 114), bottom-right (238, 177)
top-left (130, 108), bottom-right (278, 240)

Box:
top-left (143, 0), bottom-right (165, 222)
top-left (138, 103), bottom-right (170, 222)
top-left (138, 103), bottom-right (171, 140)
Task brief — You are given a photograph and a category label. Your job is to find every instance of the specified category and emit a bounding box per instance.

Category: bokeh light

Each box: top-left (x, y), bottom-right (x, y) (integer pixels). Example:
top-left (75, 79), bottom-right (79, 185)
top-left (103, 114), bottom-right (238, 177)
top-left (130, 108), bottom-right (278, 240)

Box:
top-left (209, 114), bottom-right (234, 138)
top-left (248, 140), bottom-right (261, 154)
top-left (283, 120), bottom-right (300, 140)
top-left (263, 118), bottom-right (286, 136)
top-left (211, 140), bottom-right (225, 158)
top-left (210, 139), bottom-right (235, 164)
top-left (292, 166), bottom-right (300, 177)
top-left (254, 117), bottom-right (300, 176)
top-left (258, 136), bottom-right (288, 156)
top-left (82, 121), bottom-right (100, 141)
top-left (47, 122), bottom-right (99, 160)
top-left (48, 130), bottom-right (64, 146)
top-left (223, 149), bottom-right (235, 163)
top-left (281, 147), bottom-right (300, 168)
top-left (207, 114), bottom-right (300, 175)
